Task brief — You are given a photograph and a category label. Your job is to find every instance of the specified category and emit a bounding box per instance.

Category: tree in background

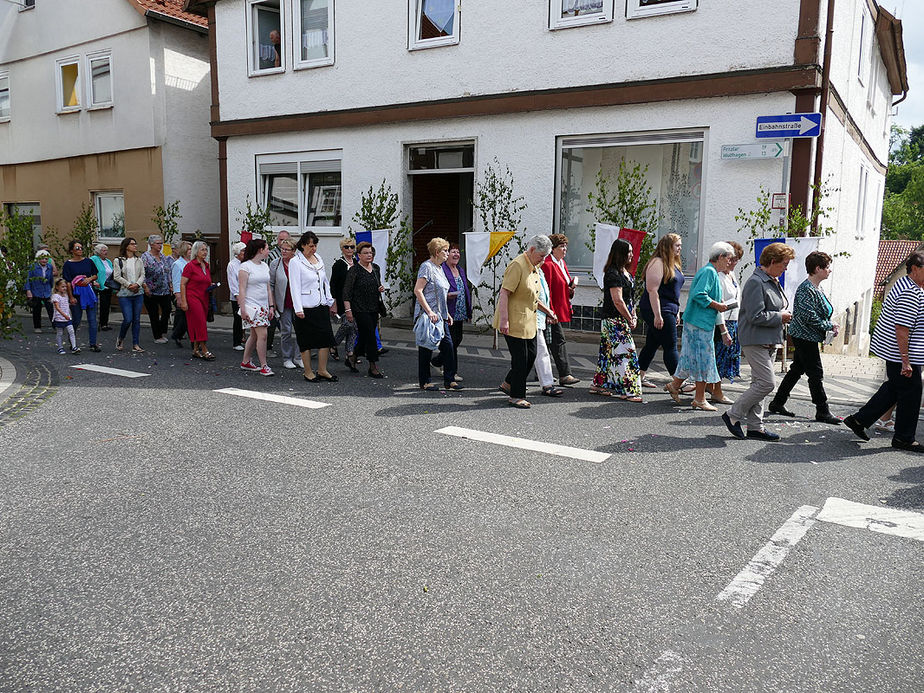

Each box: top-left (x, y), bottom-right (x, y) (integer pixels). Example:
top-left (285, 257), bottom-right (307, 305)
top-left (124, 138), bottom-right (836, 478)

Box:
top-left (0, 208), bottom-right (39, 337)
top-left (152, 200), bottom-right (182, 245)
top-left (882, 124), bottom-right (924, 240)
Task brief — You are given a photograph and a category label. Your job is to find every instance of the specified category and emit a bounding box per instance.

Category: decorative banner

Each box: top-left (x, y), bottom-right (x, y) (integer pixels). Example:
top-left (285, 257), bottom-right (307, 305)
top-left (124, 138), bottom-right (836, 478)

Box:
top-left (163, 242), bottom-right (172, 257)
top-left (754, 238), bottom-right (786, 289)
top-left (464, 232), bottom-right (490, 287)
top-left (592, 223), bottom-right (621, 288)
top-left (354, 229), bottom-right (390, 287)
top-left (240, 231), bottom-right (253, 244)
top-left (487, 231), bottom-right (516, 263)
top-left (617, 228), bottom-right (647, 276)
top-left (783, 236), bottom-right (820, 308)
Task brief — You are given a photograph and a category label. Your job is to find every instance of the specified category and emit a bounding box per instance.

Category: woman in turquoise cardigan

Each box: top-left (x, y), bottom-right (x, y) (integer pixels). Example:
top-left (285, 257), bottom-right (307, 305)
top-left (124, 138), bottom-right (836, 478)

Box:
top-left (664, 242), bottom-right (736, 411)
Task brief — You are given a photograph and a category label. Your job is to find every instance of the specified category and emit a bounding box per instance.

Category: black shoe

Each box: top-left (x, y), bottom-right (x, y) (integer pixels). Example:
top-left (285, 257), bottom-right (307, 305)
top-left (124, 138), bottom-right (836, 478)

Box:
top-left (768, 402), bottom-right (795, 417)
top-left (843, 415), bottom-right (870, 441)
top-left (345, 357), bottom-right (359, 373)
top-left (368, 367), bottom-right (384, 379)
top-left (330, 347), bottom-right (339, 361)
top-left (100, 325), bottom-right (112, 331)
top-left (90, 344), bottom-right (102, 352)
top-left (378, 348), bottom-right (389, 356)
top-left (815, 412), bottom-right (841, 425)
top-left (722, 412), bottom-right (746, 440)
top-left (747, 429), bottom-right (781, 441)
top-left (891, 439), bottom-right (924, 452)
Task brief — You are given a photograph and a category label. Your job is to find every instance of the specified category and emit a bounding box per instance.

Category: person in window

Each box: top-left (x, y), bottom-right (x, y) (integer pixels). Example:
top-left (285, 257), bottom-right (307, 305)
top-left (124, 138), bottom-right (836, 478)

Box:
top-left (637, 233), bottom-right (684, 388)
top-left (112, 237), bottom-right (146, 353)
top-left (180, 241), bottom-right (214, 361)
top-left (89, 243), bottom-right (115, 333)
top-left (227, 241), bottom-right (247, 351)
top-left (343, 241), bottom-right (385, 378)
top-left (61, 240), bottom-right (102, 352)
top-left (25, 250), bottom-right (54, 333)
top-left (141, 234), bottom-right (173, 344)
top-left (541, 234), bottom-right (580, 387)
top-left (330, 237), bottom-right (358, 366)
top-left (270, 29), bottom-right (281, 68)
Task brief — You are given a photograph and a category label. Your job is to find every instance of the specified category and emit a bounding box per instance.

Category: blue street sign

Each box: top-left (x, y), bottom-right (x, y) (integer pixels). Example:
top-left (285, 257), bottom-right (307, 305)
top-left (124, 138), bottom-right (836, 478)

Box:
top-left (755, 113), bottom-right (822, 139)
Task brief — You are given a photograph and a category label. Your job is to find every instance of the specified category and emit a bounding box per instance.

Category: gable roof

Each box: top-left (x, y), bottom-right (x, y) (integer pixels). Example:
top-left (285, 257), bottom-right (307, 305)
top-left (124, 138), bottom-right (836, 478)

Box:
top-left (876, 239), bottom-right (924, 294)
top-left (127, 0), bottom-right (208, 32)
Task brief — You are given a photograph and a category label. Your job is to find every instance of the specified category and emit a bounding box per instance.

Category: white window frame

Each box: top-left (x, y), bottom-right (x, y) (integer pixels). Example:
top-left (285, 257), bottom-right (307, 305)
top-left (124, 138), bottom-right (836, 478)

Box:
top-left (94, 191), bottom-right (126, 242)
top-left (293, 0), bottom-right (335, 69)
top-left (0, 70), bottom-right (10, 123)
top-left (256, 150), bottom-right (343, 237)
top-left (857, 11), bottom-right (867, 84)
top-left (549, 0), bottom-right (613, 30)
top-left (246, 0), bottom-right (286, 77)
top-left (19, 0), bottom-right (35, 11)
top-left (855, 165), bottom-right (869, 240)
top-left (86, 50), bottom-right (113, 109)
top-left (55, 56), bottom-right (81, 113)
top-left (626, 0), bottom-right (697, 20)
top-left (408, 0), bottom-right (460, 51)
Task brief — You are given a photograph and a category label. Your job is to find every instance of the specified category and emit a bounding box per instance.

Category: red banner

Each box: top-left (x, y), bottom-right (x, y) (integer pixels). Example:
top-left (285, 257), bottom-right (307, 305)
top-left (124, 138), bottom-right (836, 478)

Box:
top-left (618, 228), bottom-right (646, 275)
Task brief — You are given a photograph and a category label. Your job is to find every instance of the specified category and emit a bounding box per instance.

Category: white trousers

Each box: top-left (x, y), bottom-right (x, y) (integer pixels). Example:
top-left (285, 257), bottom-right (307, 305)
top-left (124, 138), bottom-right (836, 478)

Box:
top-left (535, 330), bottom-right (554, 388)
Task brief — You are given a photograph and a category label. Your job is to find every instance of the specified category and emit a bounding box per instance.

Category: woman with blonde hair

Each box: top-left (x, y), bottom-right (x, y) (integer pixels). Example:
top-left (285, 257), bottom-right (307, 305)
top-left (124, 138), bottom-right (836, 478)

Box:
top-left (413, 237), bottom-right (459, 390)
top-left (637, 233), bottom-right (684, 387)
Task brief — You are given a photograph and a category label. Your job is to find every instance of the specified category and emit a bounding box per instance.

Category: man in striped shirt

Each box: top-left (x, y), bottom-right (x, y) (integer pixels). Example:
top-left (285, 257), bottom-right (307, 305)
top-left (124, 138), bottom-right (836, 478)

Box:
top-left (845, 252), bottom-right (924, 451)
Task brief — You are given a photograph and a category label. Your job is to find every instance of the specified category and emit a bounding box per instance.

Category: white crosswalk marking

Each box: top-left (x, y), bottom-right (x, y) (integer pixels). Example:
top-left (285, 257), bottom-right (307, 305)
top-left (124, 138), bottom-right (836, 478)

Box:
top-left (215, 387), bottom-right (330, 409)
top-left (71, 364), bottom-right (150, 378)
top-left (436, 425), bottom-right (610, 463)
top-left (816, 497), bottom-right (924, 543)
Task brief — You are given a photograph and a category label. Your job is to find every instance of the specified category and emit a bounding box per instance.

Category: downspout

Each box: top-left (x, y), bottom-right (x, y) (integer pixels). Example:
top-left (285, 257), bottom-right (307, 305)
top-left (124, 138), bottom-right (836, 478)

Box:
top-left (811, 0), bottom-right (836, 234)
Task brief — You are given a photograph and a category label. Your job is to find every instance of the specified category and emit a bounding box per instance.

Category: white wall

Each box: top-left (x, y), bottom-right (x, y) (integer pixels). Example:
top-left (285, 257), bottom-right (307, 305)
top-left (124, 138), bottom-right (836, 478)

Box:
top-left (215, 0), bottom-right (802, 122)
top-left (151, 22), bottom-right (220, 237)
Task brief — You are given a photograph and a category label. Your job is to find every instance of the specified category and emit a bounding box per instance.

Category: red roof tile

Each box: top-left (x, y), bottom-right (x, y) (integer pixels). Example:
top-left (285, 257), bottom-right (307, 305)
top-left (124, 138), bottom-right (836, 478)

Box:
top-left (875, 239), bottom-right (924, 295)
top-left (127, 0), bottom-right (208, 29)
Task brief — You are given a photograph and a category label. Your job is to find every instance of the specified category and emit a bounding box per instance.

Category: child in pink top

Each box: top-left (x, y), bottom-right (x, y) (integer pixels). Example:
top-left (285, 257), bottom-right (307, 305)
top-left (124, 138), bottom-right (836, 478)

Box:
top-left (51, 279), bottom-right (79, 354)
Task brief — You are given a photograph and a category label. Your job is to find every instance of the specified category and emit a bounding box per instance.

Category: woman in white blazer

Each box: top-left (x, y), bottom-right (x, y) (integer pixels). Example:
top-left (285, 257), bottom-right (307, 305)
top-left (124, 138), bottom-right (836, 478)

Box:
top-left (288, 231), bottom-right (338, 382)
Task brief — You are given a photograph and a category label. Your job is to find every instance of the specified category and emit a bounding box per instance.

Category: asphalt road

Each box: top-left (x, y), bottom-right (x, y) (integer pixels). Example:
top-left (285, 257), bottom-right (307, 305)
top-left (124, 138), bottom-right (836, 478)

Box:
top-left (0, 323), bottom-right (921, 692)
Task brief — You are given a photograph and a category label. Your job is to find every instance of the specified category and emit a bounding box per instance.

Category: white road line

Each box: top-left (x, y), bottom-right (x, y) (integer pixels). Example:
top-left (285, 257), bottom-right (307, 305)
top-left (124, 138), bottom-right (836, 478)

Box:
top-left (631, 650), bottom-right (687, 693)
top-left (435, 425), bottom-right (610, 463)
top-left (71, 364), bottom-right (151, 378)
top-left (816, 497), bottom-right (924, 543)
top-left (716, 504), bottom-right (819, 608)
top-left (214, 387), bottom-right (330, 409)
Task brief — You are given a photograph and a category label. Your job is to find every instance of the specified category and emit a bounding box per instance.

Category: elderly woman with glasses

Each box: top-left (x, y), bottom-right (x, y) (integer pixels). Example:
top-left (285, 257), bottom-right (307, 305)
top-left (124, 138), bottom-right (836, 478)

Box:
top-left (330, 237), bottom-right (357, 366)
top-left (89, 243), bottom-right (116, 332)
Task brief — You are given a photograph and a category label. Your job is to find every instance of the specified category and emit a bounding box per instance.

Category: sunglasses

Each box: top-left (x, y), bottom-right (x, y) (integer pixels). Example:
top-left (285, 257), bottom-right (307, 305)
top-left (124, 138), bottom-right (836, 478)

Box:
top-left (342, 244), bottom-right (355, 249)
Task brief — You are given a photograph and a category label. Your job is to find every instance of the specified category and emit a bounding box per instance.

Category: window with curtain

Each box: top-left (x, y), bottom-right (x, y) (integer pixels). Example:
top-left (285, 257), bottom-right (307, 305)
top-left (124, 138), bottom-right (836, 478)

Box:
top-left (550, 0), bottom-right (612, 29)
top-left (248, 0), bottom-right (283, 74)
top-left (0, 72), bottom-right (9, 120)
top-left (297, 0), bottom-right (333, 67)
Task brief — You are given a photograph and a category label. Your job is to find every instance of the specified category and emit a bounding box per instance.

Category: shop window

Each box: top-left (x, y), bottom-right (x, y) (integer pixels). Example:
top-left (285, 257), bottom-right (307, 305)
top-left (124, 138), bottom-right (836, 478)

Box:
top-left (247, 0), bottom-right (284, 75)
top-left (626, 0), bottom-right (697, 20)
top-left (87, 52), bottom-right (112, 108)
top-left (95, 192), bottom-right (125, 239)
top-left (550, 0), bottom-right (613, 30)
top-left (557, 132), bottom-right (704, 271)
top-left (0, 71), bottom-right (9, 121)
top-left (257, 151), bottom-right (342, 234)
top-left (409, 0), bottom-right (460, 50)
top-left (295, 0), bottom-right (334, 68)
top-left (56, 57), bottom-right (81, 112)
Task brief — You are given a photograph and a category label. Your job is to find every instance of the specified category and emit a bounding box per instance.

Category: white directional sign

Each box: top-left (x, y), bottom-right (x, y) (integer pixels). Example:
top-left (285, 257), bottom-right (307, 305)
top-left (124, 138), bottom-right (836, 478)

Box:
top-left (720, 142), bottom-right (789, 160)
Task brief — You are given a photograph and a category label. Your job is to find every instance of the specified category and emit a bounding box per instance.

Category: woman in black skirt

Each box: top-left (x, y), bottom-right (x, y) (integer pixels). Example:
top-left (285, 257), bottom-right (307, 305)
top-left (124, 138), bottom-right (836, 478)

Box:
top-left (343, 241), bottom-right (385, 378)
top-left (289, 231), bottom-right (338, 382)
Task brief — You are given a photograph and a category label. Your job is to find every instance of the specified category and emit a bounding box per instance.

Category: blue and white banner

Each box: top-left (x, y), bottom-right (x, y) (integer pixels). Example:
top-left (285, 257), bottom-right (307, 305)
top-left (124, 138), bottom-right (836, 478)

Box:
top-left (354, 228), bottom-right (390, 287)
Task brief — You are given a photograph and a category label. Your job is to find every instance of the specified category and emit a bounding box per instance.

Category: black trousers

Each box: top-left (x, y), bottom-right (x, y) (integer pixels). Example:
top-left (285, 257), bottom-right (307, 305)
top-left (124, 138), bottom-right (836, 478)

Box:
top-left (638, 310), bottom-right (679, 375)
top-left (30, 297), bottom-right (53, 329)
top-left (353, 311), bottom-right (379, 364)
top-left (548, 321), bottom-right (571, 377)
top-left (855, 361), bottom-right (923, 444)
top-left (97, 289), bottom-right (113, 328)
top-left (504, 334), bottom-right (537, 400)
top-left (433, 321), bottom-right (464, 368)
top-left (419, 335), bottom-right (456, 387)
top-left (267, 316), bottom-right (278, 349)
top-left (231, 302), bottom-right (244, 347)
top-left (171, 308), bottom-right (187, 341)
top-left (143, 294), bottom-right (172, 339)
top-left (772, 337), bottom-right (828, 411)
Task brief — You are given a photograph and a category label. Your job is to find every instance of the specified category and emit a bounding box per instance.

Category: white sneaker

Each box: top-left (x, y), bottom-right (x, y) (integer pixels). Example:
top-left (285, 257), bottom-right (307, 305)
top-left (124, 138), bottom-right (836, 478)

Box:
top-left (34, 328), bottom-right (42, 334)
top-left (295, 358), bottom-right (303, 367)
top-left (283, 359), bottom-right (296, 369)
top-left (233, 344), bottom-right (244, 351)
top-left (874, 418), bottom-right (895, 433)
top-left (154, 337), bottom-right (168, 344)
top-left (453, 373), bottom-right (463, 382)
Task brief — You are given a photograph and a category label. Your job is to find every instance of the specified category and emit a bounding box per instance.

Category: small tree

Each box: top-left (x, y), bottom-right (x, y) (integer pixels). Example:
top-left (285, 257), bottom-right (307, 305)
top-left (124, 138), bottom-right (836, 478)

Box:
top-left (586, 162), bottom-right (659, 303)
top-left (235, 195), bottom-right (275, 246)
top-left (152, 200), bottom-right (182, 244)
top-left (470, 158), bottom-right (528, 336)
top-left (0, 208), bottom-right (39, 337)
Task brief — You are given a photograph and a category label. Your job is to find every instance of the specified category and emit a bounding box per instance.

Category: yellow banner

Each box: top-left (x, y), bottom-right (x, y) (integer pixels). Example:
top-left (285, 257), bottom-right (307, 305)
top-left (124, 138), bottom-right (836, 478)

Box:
top-left (484, 231), bottom-right (516, 265)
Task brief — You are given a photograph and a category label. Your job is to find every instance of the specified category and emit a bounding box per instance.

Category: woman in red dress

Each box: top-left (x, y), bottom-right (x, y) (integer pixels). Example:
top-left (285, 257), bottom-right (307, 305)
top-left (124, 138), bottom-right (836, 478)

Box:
top-left (179, 241), bottom-right (214, 360)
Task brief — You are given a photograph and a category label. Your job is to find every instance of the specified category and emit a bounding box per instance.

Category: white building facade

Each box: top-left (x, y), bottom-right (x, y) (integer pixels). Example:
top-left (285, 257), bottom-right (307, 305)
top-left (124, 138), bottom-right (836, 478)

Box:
top-left (0, 0), bottom-right (217, 251)
top-left (188, 0), bottom-right (906, 352)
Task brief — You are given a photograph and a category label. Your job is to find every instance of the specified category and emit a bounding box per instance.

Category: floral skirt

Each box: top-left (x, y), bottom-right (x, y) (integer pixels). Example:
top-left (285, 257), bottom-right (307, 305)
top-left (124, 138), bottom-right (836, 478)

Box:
top-left (592, 316), bottom-right (642, 397)
top-left (714, 319), bottom-right (741, 381)
top-left (242, 304), bottom-right (271, 329)
top-left (678, 323), bottom-right (720, 383)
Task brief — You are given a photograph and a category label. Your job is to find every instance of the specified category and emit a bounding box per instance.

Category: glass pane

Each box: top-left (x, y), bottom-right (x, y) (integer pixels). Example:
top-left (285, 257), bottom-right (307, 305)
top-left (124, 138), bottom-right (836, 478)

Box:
top-left (255, 1), bottom-right (282, 70)
top-left (305, 172), bottom-right (341, 227)
top-left (409, 145), bottom-right (474, 171)
top-left (300, 0), bottom-right (330, 62)
top-left (418, 0), bottom-right (454, 40)
top-left (0, 77), bottom-right (9, 118)
top-left (90, 58), bottom-right (111, 105)
top-left (60, 63), bottom-right (79, 108)
top-left (561, 0), bottom-right (604, 18)
top-left (559, 141), bottom-right (703, 270)
top-left (265, 173), bottom-right (299, 226)
top-left (640, 0), bottom-right (681, 6)
top-left (97, 195), bottom-right (125, 237)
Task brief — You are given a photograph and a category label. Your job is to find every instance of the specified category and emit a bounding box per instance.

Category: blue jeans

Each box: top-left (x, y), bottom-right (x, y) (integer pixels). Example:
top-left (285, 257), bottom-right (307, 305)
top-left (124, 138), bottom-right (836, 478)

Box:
top-left (118, 294), bottom-right (144, 346)
top-left (71, 302), bottom-right (99, 346)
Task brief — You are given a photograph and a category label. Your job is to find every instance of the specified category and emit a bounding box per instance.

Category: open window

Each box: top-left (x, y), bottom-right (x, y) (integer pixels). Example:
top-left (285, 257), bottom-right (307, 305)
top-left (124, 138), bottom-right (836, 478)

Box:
top-left (0, 71), bottom-right (9, 122)
top-left (549, 1), bottom-right (613, 30)
top-left (87, 51), bottom-right (112, 108)
top-left (409, 0), bottom-right (460, 51)
top-left (295, 0), bottom-right (334, 69)
top-left (626, 0), bottom-right (697, 20)
top-left (247, 0), bottom-right (284, 75)
top-left (56, 57), bottom-right (81, 112)
top-left (95, 192), bottom-right (125, 240)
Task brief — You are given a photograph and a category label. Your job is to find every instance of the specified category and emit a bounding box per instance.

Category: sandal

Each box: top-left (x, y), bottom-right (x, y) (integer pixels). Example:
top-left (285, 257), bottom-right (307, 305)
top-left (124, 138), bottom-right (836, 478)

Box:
top-left (508, 398), bottom-right (531, 409)
top-left (445, 382), bottom-right (463, 391)
top-left (201, 352), bottom-right (216, 361)
top-left (691, 399), bottom-right (717, 411)
top-left (710, 395), bottom-right (734, 405)
top-left (664, 382), bottom-right (684, 404)
top-left (132, 345), bottom-right (145, 353)
top-left (316, 373), bottom-right (339, 382)
top-left (640, 378), bottom-right (657, 389)
top-left (542, 386), bottom-right (565, 397)
top-left (191, 351), bottom-right (203, 359)
top-left (421, 384), bottom-right (440, 391)
top-left (589, 387), bottom-right (613, 397)
top-left (619, 395), bottom-right (644, 403)
top-left (116, 340), bottom-right (124, 351)
top-left (498, 383), bottom-right (511, 396)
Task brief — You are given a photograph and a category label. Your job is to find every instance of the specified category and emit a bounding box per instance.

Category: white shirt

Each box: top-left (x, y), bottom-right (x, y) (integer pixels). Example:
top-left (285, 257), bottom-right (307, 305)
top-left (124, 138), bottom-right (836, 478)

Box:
top-left (716, 270), bottom-right (741, 325)
top-left (870, 275), bottom-right (924, 365)
top-left (227, 257), bottom-right (242, 298)
top-left (289, 252), bottom-right (334, 313)
top-left (239, 260), bottom-right (271, 311)
top-left (551, 255), bottom-right (571, 283)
